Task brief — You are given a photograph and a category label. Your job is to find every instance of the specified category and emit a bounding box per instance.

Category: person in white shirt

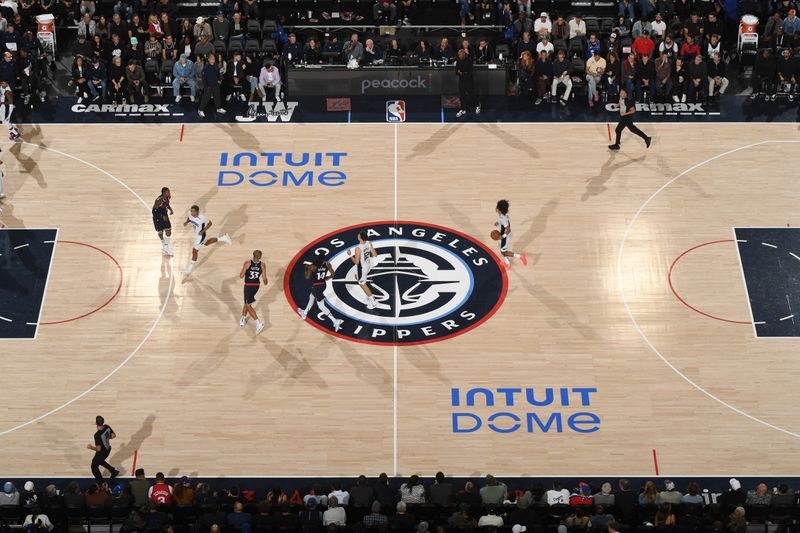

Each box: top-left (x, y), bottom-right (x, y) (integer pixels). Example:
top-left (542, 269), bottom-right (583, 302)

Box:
top-left (23, 515), bottom-right (54, 532)
top-left (182, 204), bottom-right (231, 275)
top-left (534, 12), bottom-right (552, 39)
top-left (568, 15), bottom-right (586, 40)
top-left (546, 482), bottom-right (571, 505)
top-left (349, 230), bottom-right (379, 309)
top-left (327, 483), bottom-right (350, 506)
top-left (400, 475), bottom-right (426, 504)
top-left (536, 36), bottom-right (554, 55)
top-left (322, 496), bottom-right (347, 526)
top-left (651, 13), bottom-right (666, 37)
top-left (257, 62), bottom-right (281, 102)
top-left (478, 508), bottom-right (504, 527)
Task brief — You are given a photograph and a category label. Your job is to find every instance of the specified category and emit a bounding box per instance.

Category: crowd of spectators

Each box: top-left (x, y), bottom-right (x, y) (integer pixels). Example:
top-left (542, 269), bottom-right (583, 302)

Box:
top-left (0, 0), bottom-right (53, 107)
top-left (1, 472), bottom-right (799, 533)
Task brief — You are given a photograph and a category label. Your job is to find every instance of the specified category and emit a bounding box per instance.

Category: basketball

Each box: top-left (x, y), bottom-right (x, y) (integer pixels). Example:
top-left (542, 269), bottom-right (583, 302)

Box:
top-left (491, 230), bottom-right (501, 241)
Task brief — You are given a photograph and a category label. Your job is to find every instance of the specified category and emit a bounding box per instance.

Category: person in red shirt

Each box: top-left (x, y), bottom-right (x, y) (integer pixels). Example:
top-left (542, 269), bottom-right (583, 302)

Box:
top-left (569, 483), bottom-right (594, 506)
top-left (679, 35), bottom-right (700, 61)
top-left (148, 472), bottom-right (173, 506)
top-left (632, 30), bottom-right (655, 57)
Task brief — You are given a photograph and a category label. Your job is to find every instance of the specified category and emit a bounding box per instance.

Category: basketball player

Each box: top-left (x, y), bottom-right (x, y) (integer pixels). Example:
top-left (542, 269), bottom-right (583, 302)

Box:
top-left (348, 231), bottom-right (378, 309)
top-left (152, 187), bottom-right (174, 256)
top-left (87, 415), bottom-right (119, 482)
top-left (0, 149), bottom-right (5, 200)
top-left (0, 81), bottom-right (21, 141)
top-left (239, 249), bottom-right (267, 334)
top-left (298, 251), bottom-right (343, 332)
top-left (182, 205), bottom-right (231, 274)
top-left (608, 87), bottom-right (651, 151)
top-left (495, 199), bottom-right (528, 268)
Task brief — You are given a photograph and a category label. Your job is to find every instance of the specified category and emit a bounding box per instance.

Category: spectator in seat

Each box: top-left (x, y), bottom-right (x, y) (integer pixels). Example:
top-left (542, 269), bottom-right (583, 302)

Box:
top-left (517, 31), bottom-right (535, 57)
top-left (618, 0), bottom-right (634, 20)
top-left (85, 483), bottom-right (109, 508)
top-left (719, 479), bottom-right (746, 510)
top-left (509, 496), bottom-right (539, 530)
top-left (683, 12), bottom-right (702, 39)
top-left (655, 503), bottom-right (676, 527)
top-left (241, 55), bottom-right (258, 99)
top-left (342, 33), bottom-right (364, 64)
top-left (766, 25), bottom-right (789, 51)
top-left (552, 14), bottom-right (569, 41)
top-left (428, 472), bottom-right (454, 508)
top-left (363, 500), bottom-right (388, 529)
top-left (363, 38), bottom-right (382, 64)
top-left (0, 482), bottom-right (19, 505)
top-left (271, 504), bottom-right (297, 531)
top-left (374, 474), bottom-right (396, 510)
top-left (615, 480), bottom-right (637, 524)
top-left (707, 52), bottom-right (727, 98)
top-left (23, 513), bottom-right (53, 532)
top-left (126, 36), bottom-right (144, 64)
top-left (397, 0), bottom-right (415, 24)
top-left (591, 505), bottom-right (615, 529)
top-left (632, 30), bottom-right (654, 57)
top-left (480, 475), bottom-right (506, 507)
top-left (162, 34), bottom-right (177, 60)
top-left (534, 12), bottom-right (551, 40)
top-left (651, 12), bottom-right (666, 37)
top-left (144, 33), bottom-right (162, 61)
top-left (193, 16), bottom-right (212, 41)
top-left (517, 50), bottom-right (535, 99)
top-left (639, 481), bottom-right (659, 505)
top-left (384, 39), bottom-right (403, 64)
top-left (569, 14), bottom-right (586, 40)
top-left (594, 483), bottom-right (615, 506)
top-left (435, 37), bottom-right (454, 61)
top-left (459, 39), bottom-right (472, 57)
top-left (771, 484), bottom-right (795, 506)
top-left (570, 483), bottom-right (594, 505)
top-left (586, 33), bottom-right (602, 58)
top-left (146, 14), bottom-right (163, 39)
top-left (478, 507), bottom-right (503, 528)
top-left (108, 55), bottom-right (126, 102)
top-left (725, 507), bottom-right (747, 533)
top-left (632, 16), bottom-right (651, 38)
top-left (129, 469), bottom-right (149, 509)
top-left (448, 503), bottom-right (477, 530)
top-left (682, 482), bottom-right (704, 504)
top-left (374, 0), bottom-right (397, 25)
top-left (533, 49), bottom-right (552, 103)
top-left (194, 34), bottom-right (213, 61)
top-left (605, 51), bottom-right (620, 102)
top-left (110, 13), bottom-right (129, 42)
top-left (536, 35), bottom-right (554, 55)
top-left (304, 38), bottom-right (322, 64)
top-left (513, 12), bottom-right (533, 40)
top-left (282, 33), bottom-right (302, 64)
top-left (764, 11), bottom-right (783, 38)
top-left (477, 1), bottom-right (496, 25)
top-left (586, 49), bottom-right (606, 107)
top-left (546, 481), bottom-right (570, 505)
top-left (400, 475), bottom-right (425, 504)
top-left (704, 11), bottom-right (723, 38)
top-left (565, 507), bottom-right (591, 529)
top-left (705, 33), bottom-right (721, 58)
top-left (753, 48), bottom-right (777, 100)
top-left (148, 473), bottom-right (173, 506)
top-left (323, 495), bottom-right (346, 527)
top-left (784, 8), bottom-right (800, 43)
top-left (456, 481), bottom-right (481, 508)
top-left (654, 52), bottom-right (673, 101)
top-left (109, 484), bottom-right (133, 509)
top-left (173, 477), bottom-right (195, 506)
top-left (299, 498), bottom-right (323, 531)
top-left (391, 501), bottom-right (417, 531)
top-left (324, 35), bottom-right (343, 58)
top-left (550, 50), bottom-right (572, 106)
top-left (227, 501), bottom-right (251, 532)
top-left (659, 34), bottom-right (677, 59)
top-left (498, 2), bottom-right (513, 27)
top-left (777, 47), bottom-right (797, 96)
top-left (475, 38), bottom-right (493, 63)
top-left (225, 50), bottom-right (246, 101)
top-left (63, 483), bottom-right (83, 509)
top-left (228, 12), bottom-right (246, 42)
top-left (350, 476), bottom-right (374, 509)
top-left (614, 16), bottom-right (631, 38)
top-left (680, 34), bottom-right (700, 60)
top-left (328, 482), bottom-right (350, 507)
top-left (78, 13), bottom-right (96, 38)
top-left (159, 12), bottom-right (175, 40)
top-left (88, 56), bottom-right (107, 100)
top-left (636, 52), bottom-right (655, 101)
top-left (72, 55), bottom-right (91, 102)
top-left (258, 61), bottom-right (280, 102)
top-left (672, 56), bottom-right (689, 101)
top-left (211, 11), bottom-right (229, 43)
top-left (605, 31), bottom-right (620, 56)
top-left (73, 33), bottom-right (92, 59)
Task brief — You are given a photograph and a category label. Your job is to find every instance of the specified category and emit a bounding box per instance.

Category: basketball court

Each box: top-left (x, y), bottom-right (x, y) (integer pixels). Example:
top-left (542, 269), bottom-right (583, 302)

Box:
top-left (1, 122), bottom-right (799, 478)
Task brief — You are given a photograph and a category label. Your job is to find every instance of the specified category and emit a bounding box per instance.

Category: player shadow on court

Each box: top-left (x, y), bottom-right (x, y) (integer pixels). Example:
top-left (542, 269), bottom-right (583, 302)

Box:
top-left (327, 336), bottom-right (392, 396)
top-left (214, 123), bottom-right (261, 151)
top-left (110, 414), bottom-right (156, 466)
top-left (175, 332), bottom-right (235, 387)
top-left (514, 198), bottom-right (560, 257)
top-left (477, 123), bottom-right (539, 160)
top-left (402, 344), bottom-right (452, 386)
top-left (9, 142), bottom-right (48, 190)
top-left (581, 153), bottom-right (644, 202)
top-left (516, 275), bottom-right (599, 340)
top-left (38, 419), bottom-right (86, 471)
top-left (245, 332), bottom-right (329, 398)
top-left (404, 124), bottom-right (463, 161)
top-left (159, 256), bottom-right (178, 315)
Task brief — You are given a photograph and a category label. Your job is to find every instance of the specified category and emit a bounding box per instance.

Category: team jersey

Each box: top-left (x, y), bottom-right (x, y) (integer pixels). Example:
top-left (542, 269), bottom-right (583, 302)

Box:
top-left (497, 214), bottom-right (509, 235)
top-left (187, 213), bottom-right (209, 235)
top-left (152, 195), bottom-right (170, 219)
top-left (358, 241), bottom-right (373, 266)
top-left (244, 260), bottom-right (262, 286)
top-left (311, 263), bottom-right (329, 286)
top-left (0, 86), bottom-right (11, 104)
top-left (149, 483), bottom-right (173, 505)
top-left (93, 425), bottom-right (114, 452)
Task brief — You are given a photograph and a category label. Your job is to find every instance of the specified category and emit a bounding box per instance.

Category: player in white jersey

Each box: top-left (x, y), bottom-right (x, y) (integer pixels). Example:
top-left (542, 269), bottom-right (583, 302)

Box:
top-left (0, 82), bottom-right (21, 142)
top-left (182, 204), bottom-right (231, 274)
top-left (495, 199), bottom-right (527, 268)
top-left (348, 230), bottom-right (378, 309)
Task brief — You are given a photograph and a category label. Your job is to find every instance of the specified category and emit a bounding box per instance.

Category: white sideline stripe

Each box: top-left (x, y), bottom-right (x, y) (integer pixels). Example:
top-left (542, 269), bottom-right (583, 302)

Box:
top-left (762, 242), bottom-right (777, 248)
top-left (0, 315), bottom-right (12, 322)
top-left (13, 243), bottom-right (29, 249)
top-left (790, 253), bottom-right (800, 261)
top-left (0, 141), bottom-right (174, 438)
top-left (779, 315), bottom-right (794, 321)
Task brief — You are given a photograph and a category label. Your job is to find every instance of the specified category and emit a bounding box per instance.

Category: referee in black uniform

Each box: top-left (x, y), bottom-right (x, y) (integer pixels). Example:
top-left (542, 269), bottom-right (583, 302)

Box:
top-left (608, 87), bottom-right (651, 150)
top-left (87, 415), bottom-right (119, 482)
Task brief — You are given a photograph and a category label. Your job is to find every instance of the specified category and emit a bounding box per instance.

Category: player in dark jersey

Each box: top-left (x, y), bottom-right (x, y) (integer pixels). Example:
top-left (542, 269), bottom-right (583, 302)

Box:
top-left (87, 415), bottom-right (119, 482)
top-left (298, 251), bottom-right (343, 332)
top-left (152, 187), bottom-right (174, 256)
top-left (239, 249), bottom-right (267, 334)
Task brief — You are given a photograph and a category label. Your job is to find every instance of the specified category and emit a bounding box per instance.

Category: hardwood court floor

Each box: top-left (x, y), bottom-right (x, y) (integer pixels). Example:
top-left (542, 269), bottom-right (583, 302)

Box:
top-left (1, 122), bottom-right (799, 477)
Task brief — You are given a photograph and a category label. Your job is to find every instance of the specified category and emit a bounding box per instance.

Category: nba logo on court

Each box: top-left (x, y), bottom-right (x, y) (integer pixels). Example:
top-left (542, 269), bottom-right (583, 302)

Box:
top-left (386, 100), bottom-right (406, 123)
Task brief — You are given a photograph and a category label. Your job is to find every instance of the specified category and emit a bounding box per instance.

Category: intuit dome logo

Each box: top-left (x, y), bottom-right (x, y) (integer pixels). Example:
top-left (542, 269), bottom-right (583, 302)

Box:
top-left (217, 152), bottom-right (348, 187)
top-left (284, 222), bottom-right (507, 345)
top-left (451, 387), bottom-right (601, 434)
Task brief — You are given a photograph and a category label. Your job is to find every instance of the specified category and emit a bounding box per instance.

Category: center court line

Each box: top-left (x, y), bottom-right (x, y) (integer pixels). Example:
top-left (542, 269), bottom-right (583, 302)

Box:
top-left (0, 141), bottom-right (174, 438)
top-left (392, 121), bottom-right (398, 477)
top-left (618, 139), bottom-right (800, 440)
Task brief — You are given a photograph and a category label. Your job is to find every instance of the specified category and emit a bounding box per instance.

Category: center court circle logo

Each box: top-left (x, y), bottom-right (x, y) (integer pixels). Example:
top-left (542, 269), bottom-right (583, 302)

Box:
top-left (284, 221), bottom-right (508, 345)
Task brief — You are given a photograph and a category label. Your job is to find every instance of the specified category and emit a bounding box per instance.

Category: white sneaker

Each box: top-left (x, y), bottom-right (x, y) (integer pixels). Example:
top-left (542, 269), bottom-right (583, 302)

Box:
top-left (239, 94), bottom-right (247, 102)
top-left (239, 316), bottom-right (247, 328)
top-left (198, 110), bottom-right (205, 117)
top-left (175, 95), bottom-right (181, 103)
top-left (255, 319), bottom-right (265, 334)
top-left (298, 308), bottom-right (307, 319)
top-left (456, 110), bottom-right (466, 118)
top-left (366, 298), bottom-right (377, 310)
top-left (225, 94), bottom-right (232, 102)
top-left (276, 94), bottom-right (282, 102)
top-left (332, 318), bottom-right (343, 332)
top-left (219, 234), bottom-right (231, 244)
top-left (183, 267), bottom-right (193, 275)
top-left (216, 108), bottom-right (227, 113)
top-left (189, 95), bottom-right (195, 102)
top-left (475, 105), bottom-right (481, 114)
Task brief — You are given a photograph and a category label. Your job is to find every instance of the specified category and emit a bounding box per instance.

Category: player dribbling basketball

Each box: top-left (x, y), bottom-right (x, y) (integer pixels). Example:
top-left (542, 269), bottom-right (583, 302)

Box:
top-left (495, 199), bottom-right (527, 268)
top-left (298, 251), bottom-right (343, 332)
top-left (349, 231), bottom-right (378, 309)
top-left (183, 204), bottom-right (231, 274)
top-left (239, 249), bottom-right (267, 334)
top-left (152, 187), bottom-right (174, 256)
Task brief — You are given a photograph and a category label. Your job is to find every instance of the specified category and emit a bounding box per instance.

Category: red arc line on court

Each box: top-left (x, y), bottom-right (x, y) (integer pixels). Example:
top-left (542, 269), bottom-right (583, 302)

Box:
top-left (667, 239), bottom-right (751, 325)
top-left (40, 240), bottom-right (123, 325)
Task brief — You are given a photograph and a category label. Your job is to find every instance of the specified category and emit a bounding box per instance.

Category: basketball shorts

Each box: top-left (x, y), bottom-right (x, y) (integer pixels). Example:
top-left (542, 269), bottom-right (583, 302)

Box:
top-left (244, 285), bottom-right (259, 304)
top-left (153, 216), bottom-right (171, 233)
top-left (312, 283), bottom-right (326, 302)
top-left (193, 233), bottom-right (207, 251)
top-left (500, 232), bottom-right (511, 252)
top-left (356, 263), bottom-right (372, 285)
